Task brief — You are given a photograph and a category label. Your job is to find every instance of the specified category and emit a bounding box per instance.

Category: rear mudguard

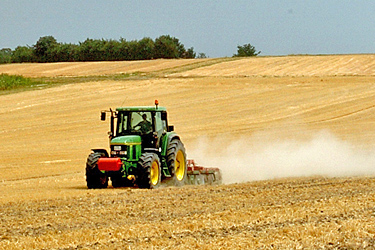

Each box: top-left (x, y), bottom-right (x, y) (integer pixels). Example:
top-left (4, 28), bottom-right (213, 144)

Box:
top-left (160, 132), bottom-right (180, 157)
top-left (160, 132), bottom-right (181, 177)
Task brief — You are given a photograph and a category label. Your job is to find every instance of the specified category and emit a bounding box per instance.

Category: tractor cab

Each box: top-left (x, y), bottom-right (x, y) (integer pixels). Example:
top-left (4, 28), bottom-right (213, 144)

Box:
top-left (100, 103), bottom-right (173, 151)
top-left (115, 109), bottom-right (165, 149)
top-left (116, 110), bottom-right (166, 136)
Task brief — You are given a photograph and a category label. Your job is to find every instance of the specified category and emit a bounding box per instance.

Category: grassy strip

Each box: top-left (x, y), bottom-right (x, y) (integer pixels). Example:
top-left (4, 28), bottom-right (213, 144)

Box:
top-left (36, 72), bottom-right (145, 85)
top-left (0, 73), bottom-right (142, 94)
top-left (0, 74), bottom-right (44, 91)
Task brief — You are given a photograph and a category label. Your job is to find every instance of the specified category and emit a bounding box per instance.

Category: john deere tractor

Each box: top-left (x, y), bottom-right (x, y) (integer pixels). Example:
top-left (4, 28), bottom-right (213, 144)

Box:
top-left (86, 101), bottom-right (187, 189)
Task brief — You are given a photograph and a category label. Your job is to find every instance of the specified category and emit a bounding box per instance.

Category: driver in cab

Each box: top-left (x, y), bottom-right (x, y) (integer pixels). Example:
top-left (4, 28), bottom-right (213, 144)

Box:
top-left (134, 114), bottom-right (152, 134)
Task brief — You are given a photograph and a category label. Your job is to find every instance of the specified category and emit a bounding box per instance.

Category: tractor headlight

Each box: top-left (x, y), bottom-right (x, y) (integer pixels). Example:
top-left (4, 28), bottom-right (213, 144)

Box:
top-left (114, 146), bottom-right (122, 151)
top-left (119, 151), bottom-right (127, 155)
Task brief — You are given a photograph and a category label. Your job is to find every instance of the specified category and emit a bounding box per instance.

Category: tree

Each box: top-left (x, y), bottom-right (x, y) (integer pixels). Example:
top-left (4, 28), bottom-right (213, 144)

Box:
top-left (233, 43), bottom-right (260, 57)
top-left (154, 35), bottom-right (185, 59)
top-left (118, 38), bottom-right (131, 60)
top-left (184, 47), bottom-right (196, 59)
top-left (103, 39), bottom-right (121, 61)
top-left (49, 43), bottom-right (79, 62)
top-left (0, 48), bottom-right (12, 64)
top-left (12, 46), bottom-right (36, 63)
top-left (34, 36), bottom-right (58, 62)
top-left (127, 40), bottom-right (141, 60)
top-left (138, 37), bottom-right (155, 60)
top-left (78, 39), bottom-right (107, 61)
top-left (196, 52), bottom-right (207, 59)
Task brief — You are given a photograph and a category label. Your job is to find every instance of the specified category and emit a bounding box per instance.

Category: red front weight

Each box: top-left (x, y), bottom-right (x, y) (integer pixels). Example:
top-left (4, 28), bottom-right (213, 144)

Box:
top-left (98, 158), bottom-right (123, 171)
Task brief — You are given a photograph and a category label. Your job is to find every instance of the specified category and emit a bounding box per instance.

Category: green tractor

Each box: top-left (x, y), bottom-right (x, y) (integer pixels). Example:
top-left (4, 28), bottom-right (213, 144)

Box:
top-left (86, 101), bottom-right (187, 189)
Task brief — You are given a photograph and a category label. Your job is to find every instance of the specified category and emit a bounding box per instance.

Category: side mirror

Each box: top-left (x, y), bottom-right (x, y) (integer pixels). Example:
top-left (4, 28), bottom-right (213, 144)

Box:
top-left (101, 111), bottom-right (106, 121)
top-left (168, 125), bottom-right (174, 132)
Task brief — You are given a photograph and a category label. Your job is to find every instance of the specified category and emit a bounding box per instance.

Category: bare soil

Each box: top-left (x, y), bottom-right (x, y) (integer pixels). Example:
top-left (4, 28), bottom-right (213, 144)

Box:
top-left (0, 55), bottom-right (375, 249)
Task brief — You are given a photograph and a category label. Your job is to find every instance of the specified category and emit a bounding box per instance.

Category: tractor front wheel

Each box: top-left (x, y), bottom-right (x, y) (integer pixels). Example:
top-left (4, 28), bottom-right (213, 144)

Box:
top-left (137, 153), bottom-right (161, 189)
top-left (86, 152), bottom-right (108, 189)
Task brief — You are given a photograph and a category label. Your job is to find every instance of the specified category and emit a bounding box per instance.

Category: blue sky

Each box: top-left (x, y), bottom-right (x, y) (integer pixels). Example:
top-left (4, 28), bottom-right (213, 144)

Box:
top-left (1, 0), bottom-right (375, 57)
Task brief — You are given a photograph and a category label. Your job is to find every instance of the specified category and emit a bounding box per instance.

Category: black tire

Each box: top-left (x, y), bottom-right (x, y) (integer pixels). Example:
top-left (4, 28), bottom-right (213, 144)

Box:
top-left (86, 152), bottom-right (108, 189)
top-left (136, 153), bottom-right (161, 189)
top-left (167, 139), bottom-right (187, 186)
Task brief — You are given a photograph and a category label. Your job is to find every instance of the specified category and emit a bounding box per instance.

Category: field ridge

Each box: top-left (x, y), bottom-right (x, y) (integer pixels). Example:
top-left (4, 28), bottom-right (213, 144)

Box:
top-left (1, 54), bottom-right (375, 79)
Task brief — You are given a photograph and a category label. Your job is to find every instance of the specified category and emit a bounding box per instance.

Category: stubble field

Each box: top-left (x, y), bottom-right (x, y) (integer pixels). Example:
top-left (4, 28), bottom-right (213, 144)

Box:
top-left (1, 55), bottom-right (375, 249)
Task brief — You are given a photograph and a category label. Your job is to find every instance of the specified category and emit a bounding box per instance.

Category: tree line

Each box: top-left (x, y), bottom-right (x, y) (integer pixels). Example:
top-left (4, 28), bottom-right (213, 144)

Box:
top-left (0, 35), bottom-right (197, 64)
top-left (0, 35), bottom-right (260, 64)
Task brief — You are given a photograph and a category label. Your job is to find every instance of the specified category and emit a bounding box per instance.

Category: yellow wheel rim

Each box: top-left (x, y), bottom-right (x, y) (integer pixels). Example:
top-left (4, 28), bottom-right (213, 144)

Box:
top-left (175, 150), bottom-right (185, 181)
top-left (150, 160), bottom-right (159, 186)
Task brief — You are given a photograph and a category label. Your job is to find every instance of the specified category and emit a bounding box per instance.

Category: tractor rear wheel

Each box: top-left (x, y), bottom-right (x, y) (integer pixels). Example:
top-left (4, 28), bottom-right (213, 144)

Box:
top-left (167, 139), bottom-right (187, 186)
top-left (85, 152), bottom-right (108, 189)
top-left (137, 153), bottom-right (161, 189)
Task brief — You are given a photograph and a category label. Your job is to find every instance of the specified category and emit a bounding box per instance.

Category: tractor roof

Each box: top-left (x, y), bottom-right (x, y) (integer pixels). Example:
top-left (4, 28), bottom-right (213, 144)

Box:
top-left (116, 106), bottom-right (167, 112)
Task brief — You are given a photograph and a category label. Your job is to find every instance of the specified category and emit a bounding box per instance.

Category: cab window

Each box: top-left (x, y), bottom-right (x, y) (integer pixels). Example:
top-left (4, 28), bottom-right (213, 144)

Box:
top-left (155, 112), bottom-right (164, 133)
top-left (131, 112), bottom-right (153, 134)
top-left (116, 112), bottom-right (128, 135)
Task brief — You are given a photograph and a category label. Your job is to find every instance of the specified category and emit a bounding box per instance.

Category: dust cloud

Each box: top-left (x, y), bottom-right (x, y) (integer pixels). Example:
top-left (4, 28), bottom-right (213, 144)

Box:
top-left (187, 130), bottom-right (375, 184)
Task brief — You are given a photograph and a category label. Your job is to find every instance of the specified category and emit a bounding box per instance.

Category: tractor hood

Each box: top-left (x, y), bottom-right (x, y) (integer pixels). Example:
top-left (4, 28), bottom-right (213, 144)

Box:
top-left (111, 135), bottom-right (141, 146)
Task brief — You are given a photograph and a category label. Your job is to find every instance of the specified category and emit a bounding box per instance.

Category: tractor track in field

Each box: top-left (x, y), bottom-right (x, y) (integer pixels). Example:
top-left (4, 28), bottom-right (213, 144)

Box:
top-left (310, 104), bottom-right (375, 124)
top-left (0, 171), bottom-right (79, 183)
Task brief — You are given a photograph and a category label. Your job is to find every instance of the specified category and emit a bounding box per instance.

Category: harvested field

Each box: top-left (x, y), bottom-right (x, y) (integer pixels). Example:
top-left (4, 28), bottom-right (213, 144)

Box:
top-left (1, 55), bottom-right (375, 249)
top-left (1, 177), bottom-right (375, 249)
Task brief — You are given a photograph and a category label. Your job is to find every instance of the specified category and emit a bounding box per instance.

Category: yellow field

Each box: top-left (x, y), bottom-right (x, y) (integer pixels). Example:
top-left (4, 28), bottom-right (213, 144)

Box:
top-left (0, 55), bottom-right (375, 249)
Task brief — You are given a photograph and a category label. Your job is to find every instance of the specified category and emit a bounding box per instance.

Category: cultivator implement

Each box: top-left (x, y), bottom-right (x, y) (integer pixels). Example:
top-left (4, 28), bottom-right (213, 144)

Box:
top-left (186, 159), bottom-right (222, 185)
